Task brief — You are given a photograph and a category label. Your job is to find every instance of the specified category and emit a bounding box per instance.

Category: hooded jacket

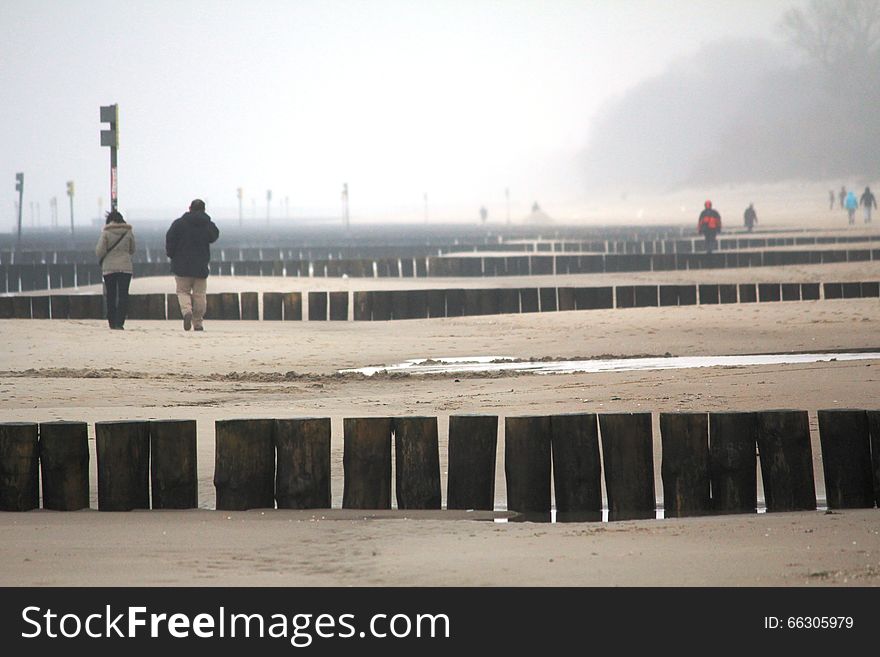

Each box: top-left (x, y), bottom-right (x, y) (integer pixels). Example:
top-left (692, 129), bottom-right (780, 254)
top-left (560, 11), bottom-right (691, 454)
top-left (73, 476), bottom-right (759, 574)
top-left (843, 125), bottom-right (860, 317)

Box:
top-left (95, 222), bottom-right (135, 274)
top-left (165, 210), bottom-right (220, 278)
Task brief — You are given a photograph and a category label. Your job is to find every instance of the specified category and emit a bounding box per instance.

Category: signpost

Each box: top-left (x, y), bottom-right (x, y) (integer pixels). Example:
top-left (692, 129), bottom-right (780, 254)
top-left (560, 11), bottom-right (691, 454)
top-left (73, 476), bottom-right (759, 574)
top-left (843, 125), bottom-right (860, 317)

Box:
top-left (99, 104), bottom-right (119, 212)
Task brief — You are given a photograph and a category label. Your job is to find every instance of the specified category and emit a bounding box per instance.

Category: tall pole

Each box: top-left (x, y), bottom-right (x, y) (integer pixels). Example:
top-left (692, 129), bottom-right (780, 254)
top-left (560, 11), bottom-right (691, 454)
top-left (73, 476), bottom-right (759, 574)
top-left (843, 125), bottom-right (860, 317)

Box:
top-left (15, 172), bottom-right (24, 248)
top-left (100, 104), bottom-right (119, 212)
top-left (341, 183), bottom-right (349, 230)
top-left (66, 181), bottom-right (75, 235)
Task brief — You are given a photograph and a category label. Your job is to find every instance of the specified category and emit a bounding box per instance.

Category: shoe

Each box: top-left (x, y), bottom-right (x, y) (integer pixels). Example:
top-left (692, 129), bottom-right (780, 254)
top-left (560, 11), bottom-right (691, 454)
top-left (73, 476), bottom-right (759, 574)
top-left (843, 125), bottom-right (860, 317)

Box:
top-left (194, 326), bottom-right (204, 332)
top-left (183, 313), bottom-right (192, 331)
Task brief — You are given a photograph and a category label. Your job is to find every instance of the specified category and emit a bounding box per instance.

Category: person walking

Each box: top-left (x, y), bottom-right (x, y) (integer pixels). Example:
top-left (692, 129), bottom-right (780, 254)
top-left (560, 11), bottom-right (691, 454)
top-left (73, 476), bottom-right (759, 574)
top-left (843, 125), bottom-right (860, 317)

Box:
top-left (845, 190), bottom-right (859, 225)
top-left (697, 200), bottom-right (722, 253)
top-left (860, 186), bottom-right (876, 224)
top-left (839, 185), bottom-right (847, 211)
top-left (165, 199), bottom-right (220, 331)
top-left (743, 203), bottom-right (757, 232)
top-left (95, 210), bottom-right (135, 330)
top-left (829, 190), bottom-right (835, 210)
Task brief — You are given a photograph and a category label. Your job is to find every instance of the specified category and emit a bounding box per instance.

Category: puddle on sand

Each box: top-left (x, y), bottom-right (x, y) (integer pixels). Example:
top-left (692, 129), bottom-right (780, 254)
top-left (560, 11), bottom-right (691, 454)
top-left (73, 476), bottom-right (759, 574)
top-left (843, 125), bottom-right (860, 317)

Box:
top-left (341, 352), bottom-right (880, 377)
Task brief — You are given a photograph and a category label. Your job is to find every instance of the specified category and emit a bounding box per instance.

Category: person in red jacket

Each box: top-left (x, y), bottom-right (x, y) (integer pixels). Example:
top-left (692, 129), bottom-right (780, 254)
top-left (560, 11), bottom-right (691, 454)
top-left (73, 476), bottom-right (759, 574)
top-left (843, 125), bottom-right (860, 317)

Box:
top-left (697, 200), bottom-right (722, 253)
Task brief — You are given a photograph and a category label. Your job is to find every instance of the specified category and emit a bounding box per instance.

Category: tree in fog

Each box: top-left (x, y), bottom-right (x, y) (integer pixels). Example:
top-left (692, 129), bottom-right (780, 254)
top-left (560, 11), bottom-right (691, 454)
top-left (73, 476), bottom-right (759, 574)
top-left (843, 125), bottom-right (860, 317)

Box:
top-left (781, 0), bottom-right (880, 69)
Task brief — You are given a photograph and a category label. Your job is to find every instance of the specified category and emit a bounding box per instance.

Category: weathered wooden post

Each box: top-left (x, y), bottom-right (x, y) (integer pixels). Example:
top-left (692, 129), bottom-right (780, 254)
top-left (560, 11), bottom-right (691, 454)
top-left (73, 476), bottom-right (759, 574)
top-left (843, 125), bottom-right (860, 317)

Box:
top-left (393, 416), bottom-right (441, 509)
top-left (868, 411), bottom-right (880, 507)
top-left (283, 292), bottom-right (302, 320)
top-left (167, 293), bottom-right (183, 320)
top-left (599, 413), bottom-right (656, 521)
top-left (308, 292), bottom-right (328, 321)
top-left (499, 288), bottom-right (520, 314)
top-left (11, 296), bottom-right (32, 318)
top-left (328, 291), bottom-right (348, 321)
top-left (817, 409), bottom-right (874, 509)
top-left (0, 423), bottom-right (39, 511)
top-left (31, 296), bottom-right (50, 319)
top-left (220, 292), bottom-right (240, 320)
top-left (557, 287), bottom-right (576, 311)
top-left (444, 289), bottom-right (464, 316)
top-left (426, 289), bottom-right (446, 318)
top-left (262, 292), bottom-right (283, 320)
top-left (205, 293), bottom-right (223, 319)
top-left (708, 411), bottom-right (757, 514)
top-left (755, 410), bottom-right (817, 512)
top-left (214, 419), bottom-right (275, 510)
top-left (95, 421), bottom-right (150, 511)
top-left (149, 419), bottom-right (198, 509)
top-left (275, 418), bottom-right (331, 509)
top-left (446, 414), bottom-right (497, 510)
top-left (371, 291), bottom-right (392, 321)
top-left (550, 413), bottom-right (601, 522)
top-left (240, 292), bottom-right (259, 320)
top-left (660, 412), bottom-right (710, 517)
top-left (539, 287), bottom-right (558, 312)
top-left (519, 288), bottom-right (539, 313)
top-left (49, 295), bottom-right (70, 319)
top-left (353, 291), bottom-right (372, 321)
top-left (39, 421), bottom-right (90, 510)
top-left (342, 417), bottom-right (392, 509)
top-left (463, 289), bottom-right (481, 315)
top-left (504, 415), bottom-right (551, 519)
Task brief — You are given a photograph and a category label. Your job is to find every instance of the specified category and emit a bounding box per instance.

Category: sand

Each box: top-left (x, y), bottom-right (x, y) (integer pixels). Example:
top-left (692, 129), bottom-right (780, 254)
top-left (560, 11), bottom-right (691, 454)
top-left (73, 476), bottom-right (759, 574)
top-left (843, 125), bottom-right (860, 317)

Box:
top-left (1, 255), bottom-right (879, 586)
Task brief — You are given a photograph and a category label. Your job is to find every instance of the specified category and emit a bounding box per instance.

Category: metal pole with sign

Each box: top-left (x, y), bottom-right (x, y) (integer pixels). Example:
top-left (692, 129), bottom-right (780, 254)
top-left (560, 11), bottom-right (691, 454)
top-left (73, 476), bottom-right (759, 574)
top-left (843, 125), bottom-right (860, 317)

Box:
top-left (99, 104), bottom-right (119, 212)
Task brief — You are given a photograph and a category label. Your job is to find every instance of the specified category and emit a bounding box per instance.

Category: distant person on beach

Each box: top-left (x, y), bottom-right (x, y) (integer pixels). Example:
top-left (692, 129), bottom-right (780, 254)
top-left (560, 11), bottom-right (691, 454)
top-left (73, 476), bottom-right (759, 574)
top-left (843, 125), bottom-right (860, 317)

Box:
top-left (845, 190), bottom-right (859, 225)
top-left (697, 200), bottom-right (722, 253)
top-left (165, 199), bottom-right (220, 331)
top-left (479, 206), bottom-right (488, 224)
top-left (829, 190), bottom-right (835, 210)
top-left (743, 203), bottom-right (757, 232)
top-left (95, 209), bottom-right (135, 330)
top-left (839, 185), bottom-right (847, 211)
top-left (860, 186), bottom-right (876, 223)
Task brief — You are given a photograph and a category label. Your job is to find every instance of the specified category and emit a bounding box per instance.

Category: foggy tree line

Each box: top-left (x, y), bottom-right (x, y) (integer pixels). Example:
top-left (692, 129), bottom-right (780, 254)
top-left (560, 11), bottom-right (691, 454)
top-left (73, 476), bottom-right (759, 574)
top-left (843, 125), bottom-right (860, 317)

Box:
top-left (582, 0), bottom-right (880, 189)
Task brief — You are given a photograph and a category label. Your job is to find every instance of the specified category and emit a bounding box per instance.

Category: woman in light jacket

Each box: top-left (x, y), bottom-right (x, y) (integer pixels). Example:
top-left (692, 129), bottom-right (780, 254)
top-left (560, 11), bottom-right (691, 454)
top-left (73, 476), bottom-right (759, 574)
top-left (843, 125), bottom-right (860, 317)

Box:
top-left (95, 210), bottom-right (135, 330)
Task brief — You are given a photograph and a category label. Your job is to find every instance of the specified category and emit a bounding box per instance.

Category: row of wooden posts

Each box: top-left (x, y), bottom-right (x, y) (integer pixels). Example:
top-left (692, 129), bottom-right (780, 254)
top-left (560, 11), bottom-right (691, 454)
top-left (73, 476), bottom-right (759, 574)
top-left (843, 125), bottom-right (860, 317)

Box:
top-left (3, 247), bottom-right (880, 293)
top-left (1, 410), bottom-right (878, 518)
top-left (1, 280), bottom-right (877, 322)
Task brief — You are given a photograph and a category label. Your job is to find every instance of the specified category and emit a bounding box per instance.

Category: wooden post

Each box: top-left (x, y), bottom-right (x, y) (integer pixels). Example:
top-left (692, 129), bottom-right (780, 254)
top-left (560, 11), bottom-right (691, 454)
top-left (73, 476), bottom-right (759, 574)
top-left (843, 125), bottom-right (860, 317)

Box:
top-left (660, 412), bottom-right (710, 517)
top-left (599, 413), bottom-right (656, 521)
top-left (868, 411), bottom-right (880, 507)
top-left (220, 292), bottom-right (240, 320)
top-left (447, 414), bottom-right (497, 511)
top-left (755, 410), bottom-right (816, 511)
top-left (677, 285), bottom-right (697, 305)
top-left (214, 419), bottom-right (275, 510)
top-left (95, 421), bottom-right (150, 511)
top-left (353, 291), bottom-right (372, 321)
top-left (391, 290), bottom-right (411, 319)
top-left (342, 417), bottom-right (392, 509)
top-left (658, 285), bottom-right (678, 306)
top-left (371, 291), bottom-right (392, 320)
top-left (394, 416), bottom-right (441, 509)
top-left (407, 290), bottom-right (428, 318)
top-left (262, 292), bottom-right (283, 320)
top-left (479, 289), bottom-right (500, 315)
top-left (539, 287), bottom-right (557, 312)
top-left (204, 293), bottom-right (223, 319)
top-left (0, 423), bottom-right (39, 511)
top-left (738, 283), bottom-right (757, 303)
top-left (557, 287), bottom-right (576, 311)
top-left (308, 291), bottom-right (328, 320)
top-left (31, 296), bottom-right (50, 319)
top-left (282, 292), bottom-right (302, 320)
top-left (719, 284), bottom-right (738, 304)
top-left (499, 288), bottom-right (520, 314)
top-left (329, 291), bottom-right (348, 320)
top-left (39, 421), bottom-right (89, 510)
top-left (519, 288), bottom-right (539, 313)
top-left (709, 411), bottom-right (757, 514)
top-left (615, 286), bottom-right (635, 308)
top-left (634, 285), bottom-right (658, 307)
top-left (445, 289), bottom-right (464, 316)
top-left (275, 417), bottom-right (331, 509)
top-left (463, 289), bottom-right (481, 315)
top-left (504, 416), bottom-right (551, 518)
top-left (426, 289), bottom-right (446, 318)
top-left (167, 293), bottom-right (183, 320)
top-left (149, 419), bottom-right (198, 509)
top-left (49, 295), bottom-right (69, 319)
top-left (550, 413), bottom-right (601, 522)
top-left (11, 296), bottom-right (32, 318)
top-left (240, 292), bottom-right (259, 320)
top-left (817, 409), bottom-right (874, 509)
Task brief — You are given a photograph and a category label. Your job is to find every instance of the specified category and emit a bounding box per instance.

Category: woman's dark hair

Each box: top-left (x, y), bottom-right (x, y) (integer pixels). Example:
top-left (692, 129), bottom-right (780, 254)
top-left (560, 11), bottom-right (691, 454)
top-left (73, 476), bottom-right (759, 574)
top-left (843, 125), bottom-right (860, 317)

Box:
top-left (105, 210), bottom-right (125, 225)
top-left (189, 199), bottom-right (206, 212)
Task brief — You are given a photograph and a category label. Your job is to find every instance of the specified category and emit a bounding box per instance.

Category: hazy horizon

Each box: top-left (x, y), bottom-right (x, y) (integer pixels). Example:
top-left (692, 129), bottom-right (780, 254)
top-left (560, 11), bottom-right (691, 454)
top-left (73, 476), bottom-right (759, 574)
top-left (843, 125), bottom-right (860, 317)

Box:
top-left (1, 0), bottom-right (828, 229)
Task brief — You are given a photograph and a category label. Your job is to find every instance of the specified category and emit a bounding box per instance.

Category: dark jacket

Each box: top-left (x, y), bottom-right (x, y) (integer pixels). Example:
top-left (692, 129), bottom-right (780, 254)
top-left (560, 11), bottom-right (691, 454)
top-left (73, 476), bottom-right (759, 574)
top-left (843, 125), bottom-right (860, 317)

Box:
top-left (698, 208), bottom-right (721, 233)
top-left (165, 210), bottom-right (220, 278)
top-left (861, 190), bottom-right (877, 208)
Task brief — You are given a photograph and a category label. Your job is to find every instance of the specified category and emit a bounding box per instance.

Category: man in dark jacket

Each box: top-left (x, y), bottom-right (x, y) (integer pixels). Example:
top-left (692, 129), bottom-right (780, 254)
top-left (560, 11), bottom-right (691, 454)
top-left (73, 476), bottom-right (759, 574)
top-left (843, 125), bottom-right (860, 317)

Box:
top-left (860, 186), bottom-right (876, 224)
top-left (743, 203), bottom-right (757, 232)
top-left (166, 199), bottom-right (220, 331)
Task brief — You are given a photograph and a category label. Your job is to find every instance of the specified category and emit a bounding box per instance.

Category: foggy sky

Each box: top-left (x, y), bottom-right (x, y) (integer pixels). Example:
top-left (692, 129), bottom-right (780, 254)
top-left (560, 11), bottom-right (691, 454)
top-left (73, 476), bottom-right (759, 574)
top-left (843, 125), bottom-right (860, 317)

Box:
top-left (1, 0), bottom-right (799, 226)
